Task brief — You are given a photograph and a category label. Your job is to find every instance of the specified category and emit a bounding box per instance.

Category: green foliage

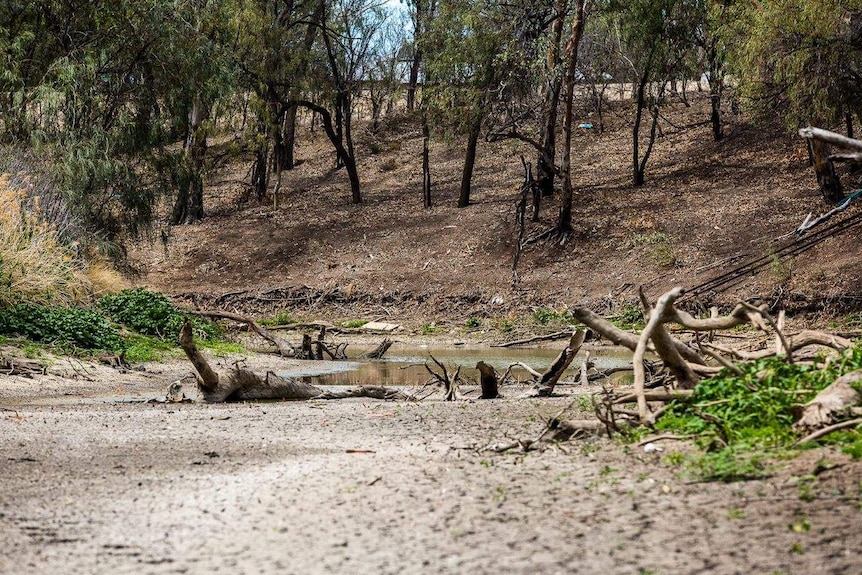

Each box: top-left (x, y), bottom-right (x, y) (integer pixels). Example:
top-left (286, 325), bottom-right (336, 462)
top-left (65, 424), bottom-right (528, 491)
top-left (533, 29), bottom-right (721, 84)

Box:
top-left (0, 303), bottom-right (123, 351)
top-left (724, 0), bottom-right (862, 126)
top-left (531, 307), bottom-right (575, 326)
top-left (464, 317), bottom-right (482, 329)
top-left (200, 339), bottom-right (245, 357)
top-left (420, 322), bottom-right (438, 335)
top-left (655, 346), bottom-right (862, 481)
top-left (338, 319), bottom-right (367, 329)
top-left (261, 311), bottom-right (295, 326)
top-left (98, 288), bottom-right (216, 341)
top-left (612, 304), bottom-right (645, 331)
top-left (684, 449), bottom-right (768, 482)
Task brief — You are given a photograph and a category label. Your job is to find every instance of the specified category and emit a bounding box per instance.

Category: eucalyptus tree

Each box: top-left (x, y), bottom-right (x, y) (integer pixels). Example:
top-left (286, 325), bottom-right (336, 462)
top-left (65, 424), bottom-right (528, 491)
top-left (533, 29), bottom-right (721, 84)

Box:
top-left (3, 0), bottom-right (236, 239)
top-left (724, 0), bottom-right (862, 131)
top-left (607, 0), bottom-right (699, 186)
top-left (423, 0), bottom-right (509, 207)
top-left (232, 0), bottom-right (322, 201)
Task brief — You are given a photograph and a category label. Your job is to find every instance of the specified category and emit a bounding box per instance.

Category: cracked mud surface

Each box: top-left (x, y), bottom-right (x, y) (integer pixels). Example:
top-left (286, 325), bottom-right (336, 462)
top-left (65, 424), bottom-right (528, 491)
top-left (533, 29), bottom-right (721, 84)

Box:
top-left (2, 372), bottom-right (861, 575)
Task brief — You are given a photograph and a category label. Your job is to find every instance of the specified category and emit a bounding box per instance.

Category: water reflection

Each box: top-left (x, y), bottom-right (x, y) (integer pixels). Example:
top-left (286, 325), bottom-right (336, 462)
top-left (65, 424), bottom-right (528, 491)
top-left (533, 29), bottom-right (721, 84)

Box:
top-left (280, 345), bottom-right (632, 387)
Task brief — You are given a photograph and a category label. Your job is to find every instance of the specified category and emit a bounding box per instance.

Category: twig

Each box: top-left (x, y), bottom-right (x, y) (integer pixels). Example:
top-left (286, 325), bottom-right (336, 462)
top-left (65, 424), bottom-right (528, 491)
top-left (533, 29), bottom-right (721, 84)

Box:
top-left (794, 418), bottom-right (862, 446)
top-left (491, 330), bottom-right (573, 348)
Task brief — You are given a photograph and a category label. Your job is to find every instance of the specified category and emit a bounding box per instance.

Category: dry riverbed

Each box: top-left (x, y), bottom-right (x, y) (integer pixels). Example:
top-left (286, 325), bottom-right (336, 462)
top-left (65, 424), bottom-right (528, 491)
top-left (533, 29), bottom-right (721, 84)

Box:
top-left (2, 351), bottom-right (862, 574)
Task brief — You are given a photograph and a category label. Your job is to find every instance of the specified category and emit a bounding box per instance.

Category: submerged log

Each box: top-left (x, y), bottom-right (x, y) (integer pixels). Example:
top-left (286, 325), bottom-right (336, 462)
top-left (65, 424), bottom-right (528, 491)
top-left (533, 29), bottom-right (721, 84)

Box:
top-left (178, 320), bottom-right (411, 402)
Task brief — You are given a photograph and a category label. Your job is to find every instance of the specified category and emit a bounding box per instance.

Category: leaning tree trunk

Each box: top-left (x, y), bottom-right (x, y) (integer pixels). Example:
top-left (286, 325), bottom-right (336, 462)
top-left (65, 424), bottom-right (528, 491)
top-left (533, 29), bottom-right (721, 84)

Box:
top-left (293, 100), bottom-right (361, 204)
top-left (556, 0), bottom-right (587, 234)
top-left (458, 112), bottom-right (483, 208)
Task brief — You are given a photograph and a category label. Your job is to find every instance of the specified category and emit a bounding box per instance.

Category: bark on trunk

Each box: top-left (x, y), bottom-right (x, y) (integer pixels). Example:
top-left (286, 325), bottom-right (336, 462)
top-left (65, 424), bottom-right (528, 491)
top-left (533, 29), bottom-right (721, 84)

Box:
top-left (556, 0), bottom-right (587, 234)
top-left (536, 0), bottom-right (568, 201)
top-left (171, 95), bottom-right (208, 224)
top-left (458, 113), bottom-right (483, 208)
top-left (422, 113), bottom-right (432, 208)
top-left (476, 361), bottom-right (500, 399)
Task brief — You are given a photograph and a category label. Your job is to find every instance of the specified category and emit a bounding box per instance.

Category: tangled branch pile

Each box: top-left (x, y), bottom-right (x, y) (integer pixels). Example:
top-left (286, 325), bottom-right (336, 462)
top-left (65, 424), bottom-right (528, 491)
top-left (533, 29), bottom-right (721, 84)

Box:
top-left (573, 287), bottom-right (859, 448)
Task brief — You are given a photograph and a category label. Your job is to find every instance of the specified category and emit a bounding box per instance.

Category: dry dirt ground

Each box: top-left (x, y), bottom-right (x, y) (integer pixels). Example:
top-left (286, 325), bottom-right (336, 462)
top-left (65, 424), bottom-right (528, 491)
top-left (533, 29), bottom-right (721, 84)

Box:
top-left (131, 94), bottom-right (862, 325)
top-left (2, 348), bottom-right (862, 575)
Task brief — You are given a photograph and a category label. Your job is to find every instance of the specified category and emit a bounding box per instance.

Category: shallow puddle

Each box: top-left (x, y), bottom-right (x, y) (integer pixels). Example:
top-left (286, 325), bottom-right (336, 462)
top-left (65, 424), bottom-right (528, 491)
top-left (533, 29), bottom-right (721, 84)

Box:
top-left (282, 344), bottom-right (632, 387)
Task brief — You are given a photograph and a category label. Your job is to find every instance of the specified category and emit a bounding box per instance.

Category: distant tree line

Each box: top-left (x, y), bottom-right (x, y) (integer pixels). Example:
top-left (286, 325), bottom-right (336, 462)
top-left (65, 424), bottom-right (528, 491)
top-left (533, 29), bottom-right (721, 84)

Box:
top-left (1, 0), bottom-right (861, 247)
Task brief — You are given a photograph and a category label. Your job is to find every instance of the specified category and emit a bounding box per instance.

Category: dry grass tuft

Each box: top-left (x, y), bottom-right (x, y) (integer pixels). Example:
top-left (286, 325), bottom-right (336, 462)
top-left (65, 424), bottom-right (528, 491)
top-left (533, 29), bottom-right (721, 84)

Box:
top-left (0, 173), bottom-right (124, 307)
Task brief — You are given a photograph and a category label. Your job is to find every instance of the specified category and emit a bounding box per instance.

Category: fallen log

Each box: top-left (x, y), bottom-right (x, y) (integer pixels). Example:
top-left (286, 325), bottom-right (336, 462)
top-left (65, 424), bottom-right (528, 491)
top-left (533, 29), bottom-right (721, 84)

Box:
top-left (793, 369), bottom-right (862, 432)
top-left (491, 330), bottom-right (573, 348)
top-left (190, 310), bottom-right (296, 357)
top-left (178, 320), bottom-right (410, 402)
top-left (0, 357), bottom-right (45, 376)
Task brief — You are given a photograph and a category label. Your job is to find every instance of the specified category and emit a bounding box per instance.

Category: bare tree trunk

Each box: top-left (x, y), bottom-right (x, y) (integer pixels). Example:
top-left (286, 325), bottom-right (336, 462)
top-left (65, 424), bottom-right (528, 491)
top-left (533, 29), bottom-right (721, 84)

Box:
top-left (422, 112), bottom-right (432, 208)
top-left (283, 104), bottom-right (297, 170)
top-left (556, 0), bottom-right (587, 234)
top-left (293, 100), bottom-right (361, 203)
top-left (632, 49), bottom-right (656, 187)
top-left (536, 0), bottom-right (568, 201)
top-left (171, 95), bottom-right (208, 224)
top-left (458, 113), bottom-right (483, 208)
top-left (406, 0), bottom-right (422, 112)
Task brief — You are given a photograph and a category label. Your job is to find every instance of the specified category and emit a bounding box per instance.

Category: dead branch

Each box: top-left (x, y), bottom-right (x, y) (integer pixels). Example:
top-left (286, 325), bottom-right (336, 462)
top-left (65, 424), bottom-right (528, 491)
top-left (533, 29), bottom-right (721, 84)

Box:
top-left (738, 302), bottom-right (793, 363)
top-left (0, 357), bottom-right (46, 376)
top-left (573, 307), bottom-right (706, 365)
top-left (360, 338), bottom-right (394, 360)
top-left (634, 288), bottom-right (685, 423)
top-left (613, 389), bottom-right (693, 404)
top-left (795, 418), bottom-right (862, 446)
top-left (503, 361), bottom-right (543, 379)
top-left (190, 310), bottom-right (296, 357)
top-left (799, 126), bottom-right (862, 151)
top-left (523, 329), bottom-right (586, 397)
top-left (491, 330), bottom-right (573, 348)
top-left (425, 354), bottom-right (460, 401)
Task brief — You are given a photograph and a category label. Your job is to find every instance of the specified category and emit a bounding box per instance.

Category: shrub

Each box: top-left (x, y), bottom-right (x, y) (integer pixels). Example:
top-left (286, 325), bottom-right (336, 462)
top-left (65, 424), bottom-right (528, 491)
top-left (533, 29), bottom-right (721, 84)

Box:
top-left (0, 173), bottom-right (90, 306)
top-left (0, 303), bottom-right (123, 351)
top-left (98, 287), bottom-right (216, 340)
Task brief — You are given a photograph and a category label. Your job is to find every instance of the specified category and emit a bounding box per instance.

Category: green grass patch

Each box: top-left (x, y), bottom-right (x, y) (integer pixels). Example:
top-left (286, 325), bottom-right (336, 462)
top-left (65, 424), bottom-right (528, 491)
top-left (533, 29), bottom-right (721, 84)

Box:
top-left (652, 346), bottom-right (862, 481)
top-left (261, 310), bottom-right (295, 326)
top-left (610, 304), bottom-right (645, 331)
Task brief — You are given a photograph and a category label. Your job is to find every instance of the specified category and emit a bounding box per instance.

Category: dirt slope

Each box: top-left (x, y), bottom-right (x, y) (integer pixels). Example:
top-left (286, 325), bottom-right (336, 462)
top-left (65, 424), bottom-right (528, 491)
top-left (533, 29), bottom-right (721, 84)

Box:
top-left (131, 95), bottom-right (862, 322)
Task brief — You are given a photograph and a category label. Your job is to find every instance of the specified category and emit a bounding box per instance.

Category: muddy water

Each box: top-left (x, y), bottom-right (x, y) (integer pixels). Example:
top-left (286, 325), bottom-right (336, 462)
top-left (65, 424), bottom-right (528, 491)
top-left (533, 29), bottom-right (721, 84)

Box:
top-left (279, 345), bottom-right (632, 387)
